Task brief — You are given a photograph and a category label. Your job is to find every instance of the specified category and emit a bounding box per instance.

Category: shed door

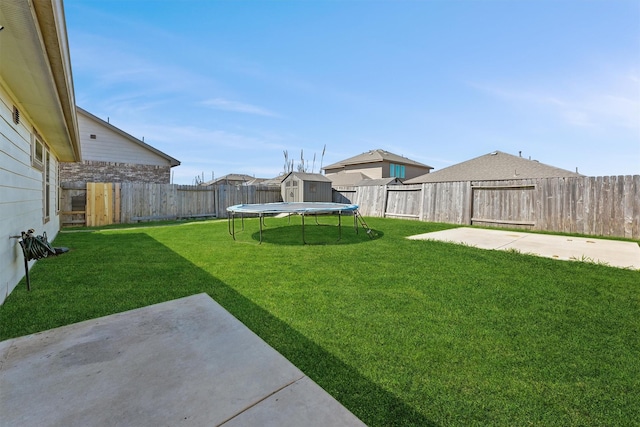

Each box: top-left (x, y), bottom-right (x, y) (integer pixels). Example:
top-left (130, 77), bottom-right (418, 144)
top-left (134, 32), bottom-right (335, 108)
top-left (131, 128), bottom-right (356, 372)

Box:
top-left (285, 180), bottom-right (299, 202)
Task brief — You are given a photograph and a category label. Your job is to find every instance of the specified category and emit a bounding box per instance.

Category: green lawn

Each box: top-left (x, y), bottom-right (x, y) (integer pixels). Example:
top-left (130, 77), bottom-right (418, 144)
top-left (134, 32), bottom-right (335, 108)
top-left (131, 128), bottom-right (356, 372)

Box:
top-left (2, 217), bottom-right (639, 426)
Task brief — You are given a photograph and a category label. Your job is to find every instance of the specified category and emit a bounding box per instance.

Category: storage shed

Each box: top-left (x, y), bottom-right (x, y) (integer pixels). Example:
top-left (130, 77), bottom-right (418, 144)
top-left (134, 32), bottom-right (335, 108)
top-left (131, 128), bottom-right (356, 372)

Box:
top-left (281, 172), bottom-right (333, 202)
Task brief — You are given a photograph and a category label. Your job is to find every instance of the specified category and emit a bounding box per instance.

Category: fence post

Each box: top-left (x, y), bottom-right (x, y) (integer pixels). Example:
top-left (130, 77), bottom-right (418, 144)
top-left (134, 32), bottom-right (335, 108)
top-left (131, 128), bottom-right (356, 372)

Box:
top-left (464, 181), bottom-right (472, 225)
top-left (381, 185), bottom-right (388, 217)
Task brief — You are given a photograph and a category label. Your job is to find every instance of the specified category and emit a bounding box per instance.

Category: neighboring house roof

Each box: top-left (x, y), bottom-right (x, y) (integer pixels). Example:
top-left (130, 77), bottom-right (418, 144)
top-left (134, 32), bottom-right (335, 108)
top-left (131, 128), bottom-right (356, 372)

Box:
top-left (283, 172), bottom-right (332, 182)
top-left (76, 107), bottom-right (180, 167)
top-left (404, 151), bottom-right (583, 184)
top-left (260, 174), bottom-right (289, 186)
top-left (357, 178), bottom-right (404, 186)
top-left (324, 149), bottom-right (432, 170)
top-left (245, 177), bottom-right (266, 186)
top-left (202, 173), bottom-right (264, 186)
top-left (327, 171), bottom-right (372, 187)
top-left (0, 1), bottom-right (80, 161)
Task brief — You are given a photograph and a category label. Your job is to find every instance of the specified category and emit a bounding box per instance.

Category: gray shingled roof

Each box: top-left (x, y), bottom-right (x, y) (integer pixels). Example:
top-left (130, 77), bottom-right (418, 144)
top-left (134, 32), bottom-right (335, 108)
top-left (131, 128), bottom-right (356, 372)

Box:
top-left (404, 151), bottom-right (583, 184)
top-left (202, 173), bottom-right (258, 185)
top-left (356, 177), bottom-right (404, 186)
top-left (260, 174), bottom-right (289, 186)
top-left (323, 149), bottom-right (432, 170)
top-left (326, 171), bottom-right (372, 186)
top-left (283, 172), bottom-right (332, 182)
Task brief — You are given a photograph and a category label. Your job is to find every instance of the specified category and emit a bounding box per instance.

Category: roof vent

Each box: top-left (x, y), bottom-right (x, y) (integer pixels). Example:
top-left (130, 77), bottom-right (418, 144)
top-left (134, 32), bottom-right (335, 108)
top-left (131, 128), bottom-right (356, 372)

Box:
top-left (490, 151), bottom-right (498, 155)
top-left (12, 106), bottom-right (19, 125)
top-left (90, 134), bottom-right (97, 139)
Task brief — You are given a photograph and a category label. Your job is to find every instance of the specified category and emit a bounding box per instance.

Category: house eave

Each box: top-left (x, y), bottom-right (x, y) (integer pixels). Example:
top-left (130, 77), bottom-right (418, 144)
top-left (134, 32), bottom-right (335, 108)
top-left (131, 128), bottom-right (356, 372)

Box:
top-left (0, 0), bottom-right (80, 162)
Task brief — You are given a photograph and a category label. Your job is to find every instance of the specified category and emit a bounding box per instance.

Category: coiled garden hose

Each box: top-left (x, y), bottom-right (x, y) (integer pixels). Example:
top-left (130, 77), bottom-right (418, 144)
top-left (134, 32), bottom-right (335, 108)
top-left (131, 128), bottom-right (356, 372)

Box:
top-left (20, 230), bottom-right (57, 261)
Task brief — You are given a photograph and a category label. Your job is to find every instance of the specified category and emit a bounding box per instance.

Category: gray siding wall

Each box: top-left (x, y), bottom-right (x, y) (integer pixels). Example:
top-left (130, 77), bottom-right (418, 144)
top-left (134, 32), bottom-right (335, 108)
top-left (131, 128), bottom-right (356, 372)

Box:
top-left (77, 112), bottom-right (171, 166)
top-left (404, 164), bottom-right (432, 180)
top-left (327, 162), bottom-right (430, 180)
top-left (328, 164), bottom-right (382, 179)
top-left (303, 180), bottom-right (333, 202)
top-left (0, 85), bottom-right (62, 304)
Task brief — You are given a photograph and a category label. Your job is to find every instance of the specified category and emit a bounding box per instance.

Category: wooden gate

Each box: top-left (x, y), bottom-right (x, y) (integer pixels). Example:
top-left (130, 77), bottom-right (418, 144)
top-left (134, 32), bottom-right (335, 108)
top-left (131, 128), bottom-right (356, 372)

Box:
top-left (86, 183), bottom-right (120, 226)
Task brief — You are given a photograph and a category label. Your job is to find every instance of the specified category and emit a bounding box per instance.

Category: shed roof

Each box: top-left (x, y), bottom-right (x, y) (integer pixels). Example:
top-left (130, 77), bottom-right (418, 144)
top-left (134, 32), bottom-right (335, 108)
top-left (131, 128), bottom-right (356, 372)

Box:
top-left (77, 107), bottom-right (180, 167)
top-left (404, 151), bottom-right (583, 184)
top-left (324, 149), bottom-right (432, 170)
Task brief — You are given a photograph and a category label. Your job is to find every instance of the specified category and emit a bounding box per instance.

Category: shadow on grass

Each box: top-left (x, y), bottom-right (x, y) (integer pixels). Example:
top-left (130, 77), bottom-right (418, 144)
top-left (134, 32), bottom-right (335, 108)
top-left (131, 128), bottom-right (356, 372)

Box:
top-left (1, 233), bottom-right (433, 427)
top-left (249, 225), bottom-right (384, 245)
top-left (228, 214), bottom-right (384, 245)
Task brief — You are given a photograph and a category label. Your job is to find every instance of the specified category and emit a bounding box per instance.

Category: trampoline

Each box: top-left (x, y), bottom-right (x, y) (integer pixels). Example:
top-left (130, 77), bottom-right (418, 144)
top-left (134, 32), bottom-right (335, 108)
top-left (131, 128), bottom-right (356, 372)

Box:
top-left (227, 202), bottom-right (362, 244)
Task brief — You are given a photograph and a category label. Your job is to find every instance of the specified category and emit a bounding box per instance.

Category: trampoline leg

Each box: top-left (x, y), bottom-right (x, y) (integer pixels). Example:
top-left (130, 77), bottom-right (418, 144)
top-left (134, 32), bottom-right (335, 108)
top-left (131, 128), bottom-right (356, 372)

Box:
top-left (337, 213), bottom-right (342, 242)
top-left (302, 214), bottom-right (306, 244)
top-left (259, 214), bottom-right (263, 244)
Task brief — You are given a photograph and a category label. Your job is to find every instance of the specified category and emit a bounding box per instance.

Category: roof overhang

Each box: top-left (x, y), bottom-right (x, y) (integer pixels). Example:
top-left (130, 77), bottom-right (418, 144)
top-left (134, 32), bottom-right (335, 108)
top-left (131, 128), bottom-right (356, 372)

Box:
top-left (0, 0), bottom-right (80, 161)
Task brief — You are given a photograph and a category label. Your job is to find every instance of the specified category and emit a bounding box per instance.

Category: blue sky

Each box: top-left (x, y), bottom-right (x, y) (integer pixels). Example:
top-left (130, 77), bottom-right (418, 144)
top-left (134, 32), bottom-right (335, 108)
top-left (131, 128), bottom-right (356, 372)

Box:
top-left (64, 0), bottom-right (639, 184)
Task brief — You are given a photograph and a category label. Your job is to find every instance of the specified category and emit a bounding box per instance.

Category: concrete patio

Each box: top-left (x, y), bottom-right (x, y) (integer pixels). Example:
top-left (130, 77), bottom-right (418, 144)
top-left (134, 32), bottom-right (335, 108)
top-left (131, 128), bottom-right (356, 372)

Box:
top-left (0, 294), bottom-right (366, 426)
top-left (408, 227), bottom-right (640, 270)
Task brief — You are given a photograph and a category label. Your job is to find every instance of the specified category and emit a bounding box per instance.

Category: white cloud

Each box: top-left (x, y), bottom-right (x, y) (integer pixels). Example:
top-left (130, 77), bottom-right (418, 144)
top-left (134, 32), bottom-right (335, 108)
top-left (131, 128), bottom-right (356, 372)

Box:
top-left (470, 70), bottom-right (640, 132)
top-left (116, 122), bottom-right (269, 150)
top-left (201, 98), bottom-right (282, 118)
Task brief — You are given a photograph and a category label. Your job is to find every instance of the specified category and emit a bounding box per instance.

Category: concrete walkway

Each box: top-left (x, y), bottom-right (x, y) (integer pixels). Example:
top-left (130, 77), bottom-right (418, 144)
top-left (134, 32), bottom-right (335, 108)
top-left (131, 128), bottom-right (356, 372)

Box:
top-left (407, 227), bottom-right (640, 270)
top-left (0, 294), bottom-right (366, 427)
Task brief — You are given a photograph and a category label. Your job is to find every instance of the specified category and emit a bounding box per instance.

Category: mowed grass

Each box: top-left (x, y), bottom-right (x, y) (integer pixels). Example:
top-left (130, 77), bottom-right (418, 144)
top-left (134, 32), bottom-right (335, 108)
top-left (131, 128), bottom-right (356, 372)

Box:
top-left (1, 216), bottom-right (639, 426)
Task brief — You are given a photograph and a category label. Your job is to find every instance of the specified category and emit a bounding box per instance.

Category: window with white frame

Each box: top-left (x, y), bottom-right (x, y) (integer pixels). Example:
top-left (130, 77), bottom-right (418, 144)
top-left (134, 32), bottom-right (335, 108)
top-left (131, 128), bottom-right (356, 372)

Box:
top-left (44, 149), bottom-right (51, 223)
top-left (32, 133), bottom-right (45, 170)
top-left (30, 130), bottom-right (54, 222)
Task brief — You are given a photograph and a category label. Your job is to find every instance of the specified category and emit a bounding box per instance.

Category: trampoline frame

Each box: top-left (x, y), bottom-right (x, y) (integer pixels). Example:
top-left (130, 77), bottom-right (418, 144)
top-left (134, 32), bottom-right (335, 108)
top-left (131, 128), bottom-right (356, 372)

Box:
top-left (227, 202), bottom-right (360, 244)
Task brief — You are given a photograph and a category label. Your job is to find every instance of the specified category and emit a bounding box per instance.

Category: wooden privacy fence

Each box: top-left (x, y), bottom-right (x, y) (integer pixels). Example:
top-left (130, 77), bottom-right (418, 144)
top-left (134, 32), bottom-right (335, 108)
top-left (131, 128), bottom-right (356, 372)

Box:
top-left (61, 176), bottom-right (640, 239)
top-left (60, 183), bottom-right (283, 226)
top-left (334, 175), bottom-right (640, 239)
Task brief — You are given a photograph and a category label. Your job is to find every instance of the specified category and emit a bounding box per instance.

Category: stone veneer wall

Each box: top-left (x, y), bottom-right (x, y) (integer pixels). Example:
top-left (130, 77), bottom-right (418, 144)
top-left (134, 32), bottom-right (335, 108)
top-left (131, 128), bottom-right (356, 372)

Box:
top-left (60, 161), bottom-right (171, 184)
